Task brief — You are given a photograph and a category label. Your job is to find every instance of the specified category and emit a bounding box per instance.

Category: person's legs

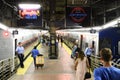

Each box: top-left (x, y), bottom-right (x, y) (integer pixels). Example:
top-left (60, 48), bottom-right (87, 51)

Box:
top-left (21, 54), bottom-right (24, 68)
top-left (33, 57), bottom-right (36, 67)
top-left (18, 54), bottom-right (24, 68)
top-left (87, 56), bottom-right (91, 67)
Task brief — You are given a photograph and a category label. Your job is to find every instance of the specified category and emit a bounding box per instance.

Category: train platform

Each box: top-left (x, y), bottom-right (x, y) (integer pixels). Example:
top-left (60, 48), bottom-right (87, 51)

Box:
top-left (8, 43), bottom-right (94, 80)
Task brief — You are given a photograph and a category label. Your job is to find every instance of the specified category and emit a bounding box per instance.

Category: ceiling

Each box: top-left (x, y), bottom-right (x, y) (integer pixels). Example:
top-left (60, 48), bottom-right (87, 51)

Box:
top-left (0, 0), bottom-right (120, 30)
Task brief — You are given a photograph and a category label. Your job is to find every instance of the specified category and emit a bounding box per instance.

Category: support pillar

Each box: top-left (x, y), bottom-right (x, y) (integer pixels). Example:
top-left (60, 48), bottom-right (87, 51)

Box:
top-left (48, 22), bottom-right (58, 59)
top-left (48, 0), bottom-right (58, 59)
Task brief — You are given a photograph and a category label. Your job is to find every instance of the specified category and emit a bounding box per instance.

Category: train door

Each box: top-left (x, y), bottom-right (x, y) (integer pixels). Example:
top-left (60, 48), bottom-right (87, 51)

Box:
top-left (99, 38), bottom-right (111, 56)
top-left (99, 38), bottom-right (111, 51)
top-left (15, 39), bottom-right (17, 56)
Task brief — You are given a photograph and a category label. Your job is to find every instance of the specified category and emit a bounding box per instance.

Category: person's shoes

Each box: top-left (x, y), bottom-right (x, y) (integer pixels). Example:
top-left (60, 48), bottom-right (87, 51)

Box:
top-left (21, 65), bottom-right (24, 68)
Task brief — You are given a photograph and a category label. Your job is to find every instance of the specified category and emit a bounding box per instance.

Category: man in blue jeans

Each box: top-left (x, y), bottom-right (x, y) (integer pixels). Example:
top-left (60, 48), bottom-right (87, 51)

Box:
top-left (31, 46), bottom-right (40, 68)
top-left (94, 48), bottom-right (120, 80)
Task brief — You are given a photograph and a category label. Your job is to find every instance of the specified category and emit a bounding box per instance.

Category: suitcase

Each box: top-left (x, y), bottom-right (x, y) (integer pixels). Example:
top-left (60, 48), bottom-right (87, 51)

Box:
top-left (36, 54), bottom-right (44, 69)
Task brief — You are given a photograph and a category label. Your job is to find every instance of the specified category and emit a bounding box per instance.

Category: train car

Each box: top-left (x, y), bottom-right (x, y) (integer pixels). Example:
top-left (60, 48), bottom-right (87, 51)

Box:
top-left (0, 23), bottom-right (49, 79)
top-left (0, 23), bottom-right (14, 61)
top-left (0, 23), bottom-right (44, 72)
top-left (56, 28), bottom-right (99, 55)
top-left (57, 26), bottom-right (120, 61)
top-left (99, 27), bottom-right (120, 59)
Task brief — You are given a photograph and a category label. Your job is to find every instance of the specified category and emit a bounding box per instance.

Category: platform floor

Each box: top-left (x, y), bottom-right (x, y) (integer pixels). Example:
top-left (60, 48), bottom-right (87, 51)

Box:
top-left (9, 43), bottom-right (93, 80)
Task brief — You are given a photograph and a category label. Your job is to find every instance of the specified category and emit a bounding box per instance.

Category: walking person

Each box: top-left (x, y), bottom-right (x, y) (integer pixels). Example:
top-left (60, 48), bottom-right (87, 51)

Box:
top-left (74, 50), bottom-right (90, 80)
top-left (31, 46), bottom-right (40, 68)
top-left (16, 42), bottom-right (25, 68)
top-left (94, 48), bottom-right (120, 80)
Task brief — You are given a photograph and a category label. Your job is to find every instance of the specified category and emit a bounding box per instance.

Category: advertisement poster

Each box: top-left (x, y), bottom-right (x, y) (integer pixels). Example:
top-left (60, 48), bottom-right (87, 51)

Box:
top-left (17, 8), bottom-right (42, 27)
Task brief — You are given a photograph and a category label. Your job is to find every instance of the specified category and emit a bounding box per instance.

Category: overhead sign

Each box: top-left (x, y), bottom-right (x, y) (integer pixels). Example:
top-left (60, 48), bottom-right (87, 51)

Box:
top-left (19, 9), bottom-right (40, 19)
top-left (17, 8), bottom-right (42, 27)
top-left (12, 30), bottom-right (18, 35)
top-left (90, 29), bottom-right (96, 33)
top-left (69, 7), bottom-right (87, 23)
top-left (66, 6), bottom-right (91, 27)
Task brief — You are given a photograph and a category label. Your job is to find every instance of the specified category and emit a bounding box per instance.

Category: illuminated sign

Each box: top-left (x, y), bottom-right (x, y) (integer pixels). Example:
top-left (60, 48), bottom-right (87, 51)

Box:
top-left (17, 8), bottom-right (42, 27)
top-left (19, 9), bottom-right (40, 19)
top-left (66, 7), bottom-right (91, 27)
top-left (69, 7), bottom-right (87, 23)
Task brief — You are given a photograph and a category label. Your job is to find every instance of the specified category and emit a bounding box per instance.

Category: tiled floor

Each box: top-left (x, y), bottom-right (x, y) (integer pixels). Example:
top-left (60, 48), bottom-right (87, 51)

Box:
top-left (9, 43), bottom-right (77, 80)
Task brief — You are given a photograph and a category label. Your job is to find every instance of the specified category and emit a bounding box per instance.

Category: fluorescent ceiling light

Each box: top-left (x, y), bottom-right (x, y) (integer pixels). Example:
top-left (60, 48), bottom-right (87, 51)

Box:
top-left (19, 4), bottom-right (41, 9)
top-left (102, 17), bottom-right (120, 28)
top-left (0, 23), bottom-right (9, 30)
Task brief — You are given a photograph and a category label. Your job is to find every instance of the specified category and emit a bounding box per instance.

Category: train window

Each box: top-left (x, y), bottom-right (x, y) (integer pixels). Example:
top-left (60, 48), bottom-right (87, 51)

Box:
top-left (99, 38), bottom-right (111, 51)
top-left (118, 41), bottom-right (120, 55)
top-left (85, 43), bottom-right (88, 48)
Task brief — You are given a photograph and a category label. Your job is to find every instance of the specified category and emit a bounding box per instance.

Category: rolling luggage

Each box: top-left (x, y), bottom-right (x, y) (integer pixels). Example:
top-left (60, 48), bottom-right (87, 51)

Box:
top-left (36, 54), bottom-right (44, 69)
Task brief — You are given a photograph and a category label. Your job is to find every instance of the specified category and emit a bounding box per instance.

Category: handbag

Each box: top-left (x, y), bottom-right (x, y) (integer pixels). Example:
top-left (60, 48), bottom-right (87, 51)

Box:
top-left (85, 72), bottom-right (91, 79)
top-left (84, 68), bottom-right (91, 79)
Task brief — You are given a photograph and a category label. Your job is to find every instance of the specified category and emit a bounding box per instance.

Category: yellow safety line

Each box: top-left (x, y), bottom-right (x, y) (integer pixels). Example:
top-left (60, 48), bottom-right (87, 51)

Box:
top-left (63, 43), bottom-right (72, 55)
top-left (17, 43), bottom-right (70, 75)
top-left (17, 44), bottom-right (41, 75)
top-left (17, 56), bottom-right (33, 75)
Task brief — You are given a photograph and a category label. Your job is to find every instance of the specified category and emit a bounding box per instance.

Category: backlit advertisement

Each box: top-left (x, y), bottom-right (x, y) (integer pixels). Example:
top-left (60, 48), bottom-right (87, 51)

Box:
top-left (17, 8), bottom-right (42, 27)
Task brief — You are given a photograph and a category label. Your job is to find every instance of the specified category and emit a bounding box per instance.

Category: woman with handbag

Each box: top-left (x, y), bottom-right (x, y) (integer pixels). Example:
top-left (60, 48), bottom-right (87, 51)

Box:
top-left (74, 50), bottom-right (90, 80)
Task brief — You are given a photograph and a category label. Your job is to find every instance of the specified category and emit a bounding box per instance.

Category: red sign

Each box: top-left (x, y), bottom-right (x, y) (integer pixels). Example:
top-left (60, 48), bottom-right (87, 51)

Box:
top-left (66, 7), bottom-right (91, 27)
top-left (69, 7), bottom-right (87, 23)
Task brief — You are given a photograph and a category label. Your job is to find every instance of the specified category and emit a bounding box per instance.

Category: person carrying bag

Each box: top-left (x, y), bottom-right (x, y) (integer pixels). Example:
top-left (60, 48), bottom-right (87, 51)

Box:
top-left (75, 50), bottom-right (90, 80)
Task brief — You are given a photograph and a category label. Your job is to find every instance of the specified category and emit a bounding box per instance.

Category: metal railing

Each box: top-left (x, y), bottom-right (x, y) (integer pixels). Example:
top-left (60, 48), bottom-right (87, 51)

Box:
top-left (0, 41), bottom-right (40, 80)
top-left (90, 54), bottom-right (120, 71)
top-left (90, 55), bottom-right (101, 71)
top-left (0, 57), bottom-right (18, 80)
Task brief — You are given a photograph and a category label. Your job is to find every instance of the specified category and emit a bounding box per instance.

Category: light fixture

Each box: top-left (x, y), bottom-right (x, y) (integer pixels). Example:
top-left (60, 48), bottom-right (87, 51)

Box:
top-left (18, 3), bottom-right (41, 9)
top-left (102, 17), bottom-right (120, 28)
top-left (0, 23), bottom-right (9, 30)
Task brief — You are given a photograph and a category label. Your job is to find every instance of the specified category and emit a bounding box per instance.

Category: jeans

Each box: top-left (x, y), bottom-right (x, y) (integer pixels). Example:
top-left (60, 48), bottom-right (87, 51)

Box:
top-left (18, 54), bottom-right (24, 68)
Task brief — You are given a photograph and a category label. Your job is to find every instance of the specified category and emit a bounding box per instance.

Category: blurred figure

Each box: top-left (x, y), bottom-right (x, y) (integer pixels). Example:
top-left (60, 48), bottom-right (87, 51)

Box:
top-left (94, 48), bottom-right (120, 80)
top-left (71, 42), bottom-right (78, 59)
top-left (31, 46), bottom-right (40, 68)
top-left (75, 50), bottom-right (90, 80)
top-left (60, 36), bottom-right (63, 47)
top-left (16, 42), bottom-right (24, 68)
top-left (84, 45), bottom-right (94, 67)
top-left (57, 35), bottom-right (60, 42)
